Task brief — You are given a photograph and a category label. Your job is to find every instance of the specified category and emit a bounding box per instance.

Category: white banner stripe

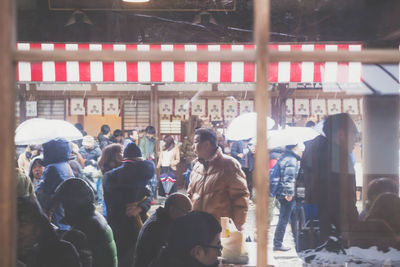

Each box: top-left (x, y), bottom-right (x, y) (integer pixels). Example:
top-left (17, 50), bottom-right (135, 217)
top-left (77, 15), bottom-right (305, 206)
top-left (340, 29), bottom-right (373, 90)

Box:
top-left (65, 44), bottom-right (79, 82)
top-left (89, 44), bottom-right (103, 82)
top-left (231, 45), bottom-right (244, 82)
top-left (185, 45), bottom-right (197, 82)
top-left (113, 44), bottom-right (127, 82)
top-left (42, 44), bottom-right (55, 82)
top-left (17, 44), bottom-right (31, 81)
top-left (138, 45), bottom-right (150, 82)
top-left (301, 45), bottom-right (314, 82)
top-left (208, 45), bottom-right (220, 82)
top-left (325, 45), bottom-right (338, 83)
top-left (161, 45), bottom-right (174, 82)
top-left (278, 45), bottom-right (291, 82)
top-left (349, 45), bottom-right (362, 83)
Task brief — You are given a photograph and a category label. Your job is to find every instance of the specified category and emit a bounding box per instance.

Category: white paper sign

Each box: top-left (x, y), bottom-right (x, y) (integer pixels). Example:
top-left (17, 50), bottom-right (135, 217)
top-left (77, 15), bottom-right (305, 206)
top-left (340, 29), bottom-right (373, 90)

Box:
top-left (208, 99), bottom-right (222, 121)
top-left (327, 99), bottom-right (342, 115)
top-left (87, 98), bottom-right (102, 115)
top-left (294, 99), bottom-right (310, 115)
top-left (70, 98), bottom-right (85, 115)
top-left (311, 99), bottom-right (326, 116)
top-left (26, 101), bottom-right (37, 117)
top-left (159, 99), bottom-right (173, 115)
top-left (104, 98), bottom-right (119, 115)
top-left (174, 99), bottom-right (189, 117)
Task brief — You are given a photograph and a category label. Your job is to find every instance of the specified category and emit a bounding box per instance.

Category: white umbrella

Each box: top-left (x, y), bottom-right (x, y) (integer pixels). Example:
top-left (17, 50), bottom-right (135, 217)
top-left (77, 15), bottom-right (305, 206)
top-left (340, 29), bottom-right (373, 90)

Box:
top-left (226, 112), bottom-right (276, 141)
top-left (15, 118), bottom-right (83, 145)
top-left (267, 126), bottom-right (320, 149)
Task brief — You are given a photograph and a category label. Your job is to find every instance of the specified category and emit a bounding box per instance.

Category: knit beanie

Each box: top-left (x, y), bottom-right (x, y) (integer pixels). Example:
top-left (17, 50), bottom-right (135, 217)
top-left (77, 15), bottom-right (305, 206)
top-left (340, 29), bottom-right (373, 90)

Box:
top-left (123, 142), bottom-right (142, 158)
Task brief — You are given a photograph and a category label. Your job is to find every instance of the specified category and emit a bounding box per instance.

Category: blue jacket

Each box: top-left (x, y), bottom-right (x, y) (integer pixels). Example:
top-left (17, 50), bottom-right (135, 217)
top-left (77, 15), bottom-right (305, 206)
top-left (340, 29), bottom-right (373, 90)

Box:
top-left (231, 140), bottom-right (254, 171)
top-left (36, 138), bottom-right (74, 231)
top-left (276, 149), bottom-right (300, 198)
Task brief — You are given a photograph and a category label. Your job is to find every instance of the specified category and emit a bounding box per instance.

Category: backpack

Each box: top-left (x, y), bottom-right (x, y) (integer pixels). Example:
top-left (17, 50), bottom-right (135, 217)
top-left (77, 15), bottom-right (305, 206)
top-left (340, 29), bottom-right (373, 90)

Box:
top-left (269, 159), bottom-right (282, 197)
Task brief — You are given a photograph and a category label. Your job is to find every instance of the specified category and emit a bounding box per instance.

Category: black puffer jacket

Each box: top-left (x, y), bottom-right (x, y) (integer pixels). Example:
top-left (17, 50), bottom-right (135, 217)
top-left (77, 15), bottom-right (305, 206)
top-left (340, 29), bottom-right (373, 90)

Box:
top-left (275, 149), bottom-right (300, 198)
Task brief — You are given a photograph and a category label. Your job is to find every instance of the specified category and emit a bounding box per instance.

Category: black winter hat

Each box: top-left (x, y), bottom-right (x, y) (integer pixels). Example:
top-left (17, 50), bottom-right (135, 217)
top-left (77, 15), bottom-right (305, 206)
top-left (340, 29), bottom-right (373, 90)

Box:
top-left (123, 142), bottom-right (142, 158)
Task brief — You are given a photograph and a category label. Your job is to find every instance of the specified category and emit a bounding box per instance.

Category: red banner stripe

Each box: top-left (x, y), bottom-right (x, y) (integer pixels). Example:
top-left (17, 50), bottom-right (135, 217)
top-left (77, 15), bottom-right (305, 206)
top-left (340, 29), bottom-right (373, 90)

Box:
top-left (197, 45), bottom-right (208, 82)
top-left (102, 44), bottom-right (115, 81)
top-left (173, 45), bottom-right (185, 82)
top-left (243, 45), bottom-right (255, 82)
top-left (220, 45), bottom-right (232, 82)
top-left (290, 44), bottom-right (302, 82)
top-left (313, 44), bottom-right (325, 82)
top-left (269, 45), bottom-right (279, 82)
top-left (54, 43), bottom-right (67, 81)
top-left (30, 43), bottom-right (43, 81)
top-left (150, 45), bottom-right (162, 82)
top-left (126, 44), bottom-right (138, 82)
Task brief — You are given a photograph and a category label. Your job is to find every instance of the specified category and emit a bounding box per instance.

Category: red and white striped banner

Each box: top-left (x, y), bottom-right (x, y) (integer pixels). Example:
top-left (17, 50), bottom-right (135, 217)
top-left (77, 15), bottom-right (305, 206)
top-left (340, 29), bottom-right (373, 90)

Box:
top-left (16, 43), bottom-right (362, 83)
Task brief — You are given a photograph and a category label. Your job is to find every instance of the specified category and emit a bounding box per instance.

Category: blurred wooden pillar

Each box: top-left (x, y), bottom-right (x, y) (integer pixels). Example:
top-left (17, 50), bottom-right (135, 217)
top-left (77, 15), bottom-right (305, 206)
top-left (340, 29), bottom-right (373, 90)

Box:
top-left (254, 0), bottom-right (270, 265)
top-left (362, 95), bottom-right (400, 206)
top-left (0, 0), bottom-right (16, 265)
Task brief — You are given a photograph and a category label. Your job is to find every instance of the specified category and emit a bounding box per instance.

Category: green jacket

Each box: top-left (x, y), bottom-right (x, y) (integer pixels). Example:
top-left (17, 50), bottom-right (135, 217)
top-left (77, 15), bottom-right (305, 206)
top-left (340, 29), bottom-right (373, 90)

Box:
top-left (16, 168), bottom-right (35, 198)
top-left (139, 136), bottom-right (156, 160)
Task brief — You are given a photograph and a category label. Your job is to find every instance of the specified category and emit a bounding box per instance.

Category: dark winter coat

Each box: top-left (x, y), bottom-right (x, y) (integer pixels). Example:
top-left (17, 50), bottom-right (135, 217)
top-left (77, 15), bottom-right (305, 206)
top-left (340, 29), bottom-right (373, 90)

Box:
top-left (35, 138), bottom-right (75, 231)
top-left (98, 133), bottom-right (112, 150)
top-left (275, 149), bottom-right (300, 198)
top-left (231, 141), bottom-right (254, 171)
top-left (103, 159), bottom-right (155, 265)
top-left (133, 207), bottom-right (172, 267)
top-left (301, 135), bottom-right (358, 238)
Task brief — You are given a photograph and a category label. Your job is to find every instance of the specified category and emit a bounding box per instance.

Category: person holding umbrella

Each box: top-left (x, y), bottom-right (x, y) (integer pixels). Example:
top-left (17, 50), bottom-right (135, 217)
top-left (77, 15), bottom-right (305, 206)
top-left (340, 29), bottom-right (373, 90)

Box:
top-left (157, 135), bottom-right (180, 197)
top-left (272, 143), bottom-right (302, 251)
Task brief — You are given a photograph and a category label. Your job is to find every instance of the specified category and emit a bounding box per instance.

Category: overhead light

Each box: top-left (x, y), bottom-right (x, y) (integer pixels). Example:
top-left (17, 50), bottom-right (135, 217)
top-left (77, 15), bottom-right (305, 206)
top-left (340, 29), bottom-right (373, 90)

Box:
top-left (123, 0), bottom-right (150, 3)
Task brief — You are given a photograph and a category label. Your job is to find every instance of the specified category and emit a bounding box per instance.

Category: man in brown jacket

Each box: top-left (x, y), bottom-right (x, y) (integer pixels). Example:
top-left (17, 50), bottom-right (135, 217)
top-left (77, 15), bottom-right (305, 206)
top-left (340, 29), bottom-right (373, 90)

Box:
top-left (187, 128), bottom-right (250, 230)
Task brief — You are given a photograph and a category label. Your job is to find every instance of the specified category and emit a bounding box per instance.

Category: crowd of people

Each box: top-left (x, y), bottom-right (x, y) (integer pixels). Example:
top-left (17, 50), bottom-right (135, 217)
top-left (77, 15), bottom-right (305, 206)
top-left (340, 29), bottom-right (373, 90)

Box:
top-left (14, 113), bottom-right (400, 267)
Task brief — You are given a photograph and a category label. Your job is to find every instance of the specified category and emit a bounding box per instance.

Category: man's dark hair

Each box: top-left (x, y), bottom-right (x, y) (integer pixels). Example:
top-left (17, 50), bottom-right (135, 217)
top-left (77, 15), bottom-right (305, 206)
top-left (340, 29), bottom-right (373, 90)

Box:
top-left (195, 128), bottom-right (218, 149)
top-left (167, 211), bottom-right (221, 258)
top-left (145, 126), bottom-right (156, 134)
top-left (113, 129), bottom-right (123, 137)
top-left (100, 124), bottom-right (111, 135)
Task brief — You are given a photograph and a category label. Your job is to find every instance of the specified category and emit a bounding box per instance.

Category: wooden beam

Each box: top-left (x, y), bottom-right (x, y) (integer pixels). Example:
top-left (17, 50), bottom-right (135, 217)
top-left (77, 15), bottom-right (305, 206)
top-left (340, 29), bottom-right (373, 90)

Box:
top-left (13, 49), bottom-right (400, 63)
top-left (254, 0), bottom-right (270, 266)
top-left (0, 0), bottom-right (16, 266)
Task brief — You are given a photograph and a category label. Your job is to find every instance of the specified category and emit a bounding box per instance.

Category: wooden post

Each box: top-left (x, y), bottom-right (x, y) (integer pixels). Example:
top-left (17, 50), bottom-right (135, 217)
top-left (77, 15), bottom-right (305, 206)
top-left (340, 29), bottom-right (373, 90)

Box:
top-left (254, 0), bottom-right (270, 265)
top-left (0, 0), bottom-right (16, 265)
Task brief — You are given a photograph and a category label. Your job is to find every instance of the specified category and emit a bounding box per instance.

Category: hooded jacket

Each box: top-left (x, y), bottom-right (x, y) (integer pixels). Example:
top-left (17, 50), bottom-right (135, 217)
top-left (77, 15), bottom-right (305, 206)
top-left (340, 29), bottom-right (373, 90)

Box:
top-left (187, 148), bottom-right (249, 230)
top-left (275, 149), bottom-right (301, 198)
top-left (35, 138), bottom-right (75, 231)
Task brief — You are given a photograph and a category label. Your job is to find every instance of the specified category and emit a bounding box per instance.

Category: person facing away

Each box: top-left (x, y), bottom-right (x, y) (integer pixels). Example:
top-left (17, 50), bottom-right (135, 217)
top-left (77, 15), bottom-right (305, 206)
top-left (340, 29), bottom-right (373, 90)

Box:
top-left (111, 129), bottom-right (124, 145)
top-left (157, 135), bottom-right (180, 197)
top-left (133, 193), bottom-right (193, 267)
top-left (98, 124), bottom-right (113, 150)
top-left (35, 138), bottom-right (75, 234)
top-left (149, 211), bottom-right (222, 267)
top-left (187, 128), bottom-right (250, 231)
top-left (231, 139), bottom-right (255, 200)
top-left (103, 142), bottom-right (155, 267)
top-left (301, 113), bottom-right (359, 245)
top-left (273, 144), bottom-right (301, 251)
top-left (53, 178), bottom-right (118, 267)
top-left (78, 135), bottom-right (102, 167)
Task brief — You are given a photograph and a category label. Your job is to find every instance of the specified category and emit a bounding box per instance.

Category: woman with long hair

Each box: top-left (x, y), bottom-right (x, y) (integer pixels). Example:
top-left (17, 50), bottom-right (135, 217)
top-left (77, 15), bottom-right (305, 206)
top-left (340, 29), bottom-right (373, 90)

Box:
top-left (157, 135), bottom-right (180, 197)
top-left (97, 144), bottom-right (124, 216)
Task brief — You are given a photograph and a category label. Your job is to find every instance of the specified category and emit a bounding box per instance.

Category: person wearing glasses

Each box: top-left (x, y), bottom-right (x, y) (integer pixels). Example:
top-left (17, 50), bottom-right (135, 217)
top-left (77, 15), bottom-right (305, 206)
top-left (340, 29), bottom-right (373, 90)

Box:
top-left (133, 193), bottom-right (192, 267)
top-left (148, 211), bottom-right (222, 267)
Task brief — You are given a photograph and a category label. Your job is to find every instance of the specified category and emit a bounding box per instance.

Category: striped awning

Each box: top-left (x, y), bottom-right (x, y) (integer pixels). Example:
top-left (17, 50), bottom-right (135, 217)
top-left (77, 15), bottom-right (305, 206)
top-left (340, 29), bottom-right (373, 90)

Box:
top-left (16, 43), bottom-right (362, 83)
